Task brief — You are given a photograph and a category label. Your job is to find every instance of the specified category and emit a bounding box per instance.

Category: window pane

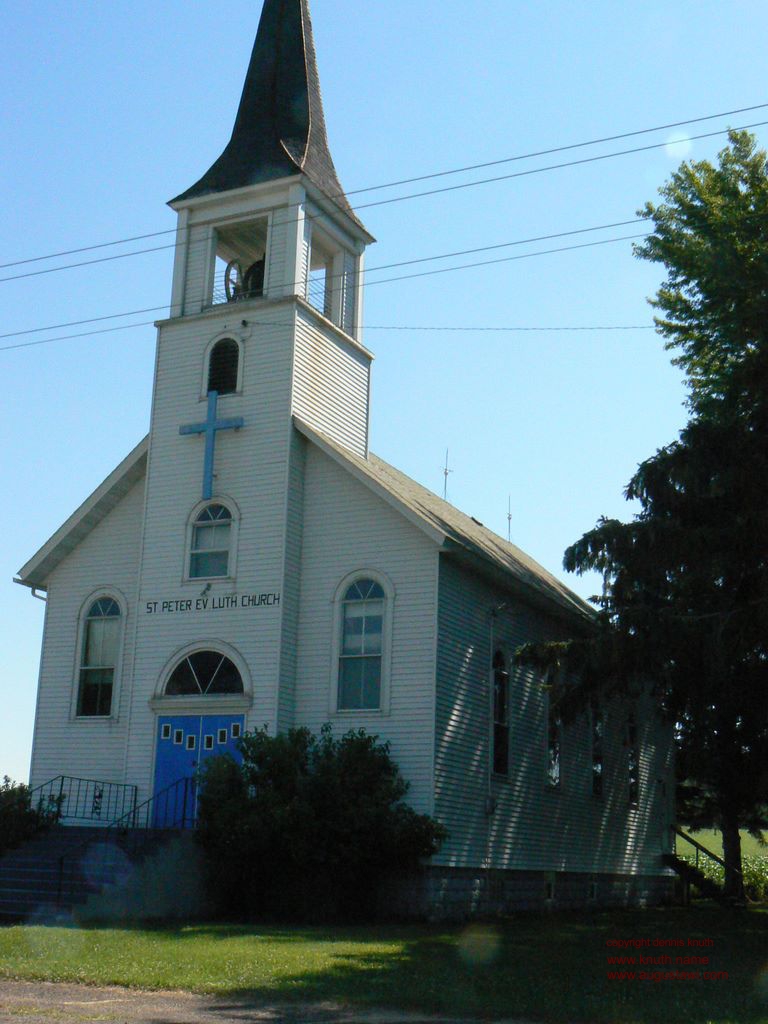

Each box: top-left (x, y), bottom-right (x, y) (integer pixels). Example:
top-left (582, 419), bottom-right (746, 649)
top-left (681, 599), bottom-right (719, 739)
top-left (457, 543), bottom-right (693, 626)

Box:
top-left (196, 504), bottom-right (231, 524)
top-left (493, 724), bottom-right (509, 775)
top-left (208, 339), bottom-right (239, 395)
top-left (166, 652), bottom-right (243, 695)
top-left (361, 658), bottom-right (381, 709)
top-left (84, 619), bottom-right (104, 666)
top-left (78, 669), bottom-right (113, 716)
top-left (193, 523), bottom-right (230, 552)
top-left (99, 617), bottom-right (120, 665)
top-left (342, 612), bottom-right (364, 654)
top-left (494, 671), bottom-right (508, 724)
top-left (85, 617), bottom-right (120, 668)
top-left (362, 614), bottom-right (383, 655)
top-left (190, 551), bottom-right (229, 578)
top-left (190, 651), bottom-right (224, 687)
top-left (166, 658), bottom-right (200, 695)
top-left (338, 658), bottom-right (363, 710)
top-left (206, 657), bottom-right (244, 694)
top-left (344, 578), bottom-right (383, 602)
top-left (90, 598), bottom-right (120, 618)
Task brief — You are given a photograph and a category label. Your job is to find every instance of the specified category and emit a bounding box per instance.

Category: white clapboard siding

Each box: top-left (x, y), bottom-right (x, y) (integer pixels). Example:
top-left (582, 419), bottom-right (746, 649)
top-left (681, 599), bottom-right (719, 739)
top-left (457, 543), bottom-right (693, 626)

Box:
top-left (29, 478), bottom-right (145, 790)
top-left (183, 224), bottom-right (212, 315)
top-left (293, 444), bottom-right (439, 815)
top-left (341, 251), bottom-right (357, 335)
top-left (123, 306), bottom-right (299, 801)
top-left (434, 556), bottom-right (673, 875)
top-left (292, 306), bottom-right (370, 457)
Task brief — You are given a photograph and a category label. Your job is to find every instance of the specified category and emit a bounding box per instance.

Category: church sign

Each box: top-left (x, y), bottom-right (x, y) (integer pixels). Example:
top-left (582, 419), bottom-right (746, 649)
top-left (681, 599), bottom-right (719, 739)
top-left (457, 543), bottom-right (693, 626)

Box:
top-left (145, 593), bottom-right (281, 615)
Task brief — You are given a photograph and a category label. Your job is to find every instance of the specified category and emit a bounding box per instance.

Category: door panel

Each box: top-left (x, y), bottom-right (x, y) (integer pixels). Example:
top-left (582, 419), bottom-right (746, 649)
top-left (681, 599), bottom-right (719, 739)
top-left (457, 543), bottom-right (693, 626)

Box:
top-left (153, 714), bottom-right (244, 827)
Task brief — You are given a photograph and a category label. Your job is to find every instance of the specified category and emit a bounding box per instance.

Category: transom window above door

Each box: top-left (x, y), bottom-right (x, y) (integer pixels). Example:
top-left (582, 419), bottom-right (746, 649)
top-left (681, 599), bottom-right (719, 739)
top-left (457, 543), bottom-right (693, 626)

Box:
top-left (166, 651), bottom-right (244, 695)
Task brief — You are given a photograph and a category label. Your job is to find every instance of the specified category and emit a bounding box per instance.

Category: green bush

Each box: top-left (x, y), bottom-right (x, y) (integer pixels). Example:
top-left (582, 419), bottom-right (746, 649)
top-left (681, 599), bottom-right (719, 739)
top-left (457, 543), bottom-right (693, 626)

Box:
top-left (0, 777), bottom-right (57, 857)
top-left (196, 726), bottom-right (447, 922)
top-left (680, 852), bottom-right (768, 902)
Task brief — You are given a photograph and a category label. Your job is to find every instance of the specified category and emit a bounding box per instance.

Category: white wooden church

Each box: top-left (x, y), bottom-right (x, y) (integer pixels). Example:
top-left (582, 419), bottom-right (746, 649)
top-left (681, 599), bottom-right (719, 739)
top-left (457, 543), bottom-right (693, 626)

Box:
top-left (15, 0), bottom-right (673, 915)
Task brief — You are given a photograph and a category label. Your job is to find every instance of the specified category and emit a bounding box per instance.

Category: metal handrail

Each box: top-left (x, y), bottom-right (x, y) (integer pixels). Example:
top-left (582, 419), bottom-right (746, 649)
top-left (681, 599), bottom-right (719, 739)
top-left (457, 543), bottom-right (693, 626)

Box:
top-left (1, 775), bottom-right (138, 827)
top-left (672, 824), bottom-right (743, 878)
top-left (56, 776), bottom-right (196, 906)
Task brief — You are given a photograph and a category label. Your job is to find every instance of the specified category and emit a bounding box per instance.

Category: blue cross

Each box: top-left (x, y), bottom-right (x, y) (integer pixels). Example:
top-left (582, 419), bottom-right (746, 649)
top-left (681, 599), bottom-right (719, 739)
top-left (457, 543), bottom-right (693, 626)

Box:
top-left (179, 391), bottom-right (244, 500)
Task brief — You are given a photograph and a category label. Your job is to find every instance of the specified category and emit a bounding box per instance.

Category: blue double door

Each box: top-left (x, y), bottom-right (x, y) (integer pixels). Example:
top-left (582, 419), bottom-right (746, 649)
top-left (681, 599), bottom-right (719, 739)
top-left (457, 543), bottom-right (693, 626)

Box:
top-left (153, 713), bottom-right (245, 827)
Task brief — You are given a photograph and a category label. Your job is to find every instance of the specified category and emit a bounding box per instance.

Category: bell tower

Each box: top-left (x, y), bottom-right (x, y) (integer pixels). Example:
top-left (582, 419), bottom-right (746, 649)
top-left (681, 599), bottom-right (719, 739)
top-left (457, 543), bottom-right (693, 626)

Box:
top-left (123, 0), bottom-right (376, 793)
top-left (166, 0), bottom-right (373, 342)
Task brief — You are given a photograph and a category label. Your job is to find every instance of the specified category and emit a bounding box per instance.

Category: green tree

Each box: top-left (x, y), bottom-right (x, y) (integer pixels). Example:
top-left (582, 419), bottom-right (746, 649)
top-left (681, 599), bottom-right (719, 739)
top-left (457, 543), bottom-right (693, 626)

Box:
top-left (519, 131), bottom-right (768, 902)
top-left (196, 725), bottom-right (447, 921)
top-left (0, 777), bottom-right (59, 857)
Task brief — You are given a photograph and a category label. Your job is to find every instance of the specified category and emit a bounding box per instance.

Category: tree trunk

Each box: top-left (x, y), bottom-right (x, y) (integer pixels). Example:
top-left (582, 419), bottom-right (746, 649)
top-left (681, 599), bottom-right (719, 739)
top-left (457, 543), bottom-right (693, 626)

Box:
top-left (720, 812), bottom-right (745, 903)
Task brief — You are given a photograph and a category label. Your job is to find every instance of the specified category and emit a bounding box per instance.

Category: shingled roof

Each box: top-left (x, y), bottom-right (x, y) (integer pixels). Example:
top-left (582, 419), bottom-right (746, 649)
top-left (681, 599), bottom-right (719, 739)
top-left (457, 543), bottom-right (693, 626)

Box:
top-left (295, 420), bottom-right (596, 625)
top-left (173, 0), bottom-right (368, 235)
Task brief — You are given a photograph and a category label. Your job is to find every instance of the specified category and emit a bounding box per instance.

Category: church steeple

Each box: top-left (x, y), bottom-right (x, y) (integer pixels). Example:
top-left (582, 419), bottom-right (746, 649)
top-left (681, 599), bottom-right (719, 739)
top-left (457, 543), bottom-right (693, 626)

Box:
top-left (173, 0), bottom-right (366, 233)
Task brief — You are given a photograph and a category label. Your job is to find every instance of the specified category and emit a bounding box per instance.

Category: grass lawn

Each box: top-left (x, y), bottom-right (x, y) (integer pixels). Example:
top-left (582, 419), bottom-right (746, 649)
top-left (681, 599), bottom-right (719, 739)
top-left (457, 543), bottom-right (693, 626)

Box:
top-left (677, 828), bottom-right (768, 858)
top-left (2, 907), bottom-right (768, 1022)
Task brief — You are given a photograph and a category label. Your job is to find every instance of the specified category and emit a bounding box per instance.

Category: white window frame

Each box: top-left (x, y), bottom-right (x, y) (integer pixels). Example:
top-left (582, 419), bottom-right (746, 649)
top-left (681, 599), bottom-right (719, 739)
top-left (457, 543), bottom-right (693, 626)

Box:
top-left (329, 569), bottom-right (395, 716)
top-left (184, 497), bottom-right (239, 583)
top-left (200, 332), bottom-right (245, 400)
top-left (151, 640), bottom-right (253, 715)
top-left (71, 589), bottom-right (127, 722)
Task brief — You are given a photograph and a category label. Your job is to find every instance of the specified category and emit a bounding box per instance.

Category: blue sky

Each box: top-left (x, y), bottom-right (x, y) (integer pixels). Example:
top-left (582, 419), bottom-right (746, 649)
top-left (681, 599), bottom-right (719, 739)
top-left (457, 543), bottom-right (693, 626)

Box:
top-left (2, 0), bottom-right (767, 782)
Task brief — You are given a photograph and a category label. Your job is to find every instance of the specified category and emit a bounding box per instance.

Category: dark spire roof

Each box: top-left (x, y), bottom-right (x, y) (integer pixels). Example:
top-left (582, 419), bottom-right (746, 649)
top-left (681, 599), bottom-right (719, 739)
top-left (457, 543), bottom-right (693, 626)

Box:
top-left (172, 0), bottom-right (367, 234)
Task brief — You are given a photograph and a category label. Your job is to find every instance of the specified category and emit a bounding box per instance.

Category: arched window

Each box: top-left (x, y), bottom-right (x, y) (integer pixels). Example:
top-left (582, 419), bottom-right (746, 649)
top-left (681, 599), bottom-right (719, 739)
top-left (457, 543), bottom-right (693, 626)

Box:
top-left (189, 503), bottom-right (232, 578)
top-left (338, 578), bottom-right (385, 711)
top-left (492, 650), bottom-right (509, 775)
top-left (77, 597), bottom-right (121, 717)
top-left (166, 651), bottom-right (244, 696)
top-left (207, 338), bottom-right (239, 396)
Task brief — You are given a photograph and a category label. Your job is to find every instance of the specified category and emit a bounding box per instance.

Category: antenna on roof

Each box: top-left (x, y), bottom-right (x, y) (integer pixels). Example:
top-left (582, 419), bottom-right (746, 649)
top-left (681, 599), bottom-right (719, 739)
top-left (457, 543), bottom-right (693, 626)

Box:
top-left (442, 448), bottom-right (453, 501)
top-left (507, 495), bottom-right (512, 542)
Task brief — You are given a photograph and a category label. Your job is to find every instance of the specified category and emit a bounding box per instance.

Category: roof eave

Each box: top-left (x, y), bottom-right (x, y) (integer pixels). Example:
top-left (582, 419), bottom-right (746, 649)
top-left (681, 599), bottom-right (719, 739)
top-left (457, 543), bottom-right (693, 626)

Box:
top-left (293, 419), bottom-right (446, 547)
top-left (441, 541), bottom-right (597, 630)
top-left (15, 437), bottom-right (149, 589)
top-left (302, 178), bottom-right (375, 245)
top-left (167, 174), bottom-right (304, 213)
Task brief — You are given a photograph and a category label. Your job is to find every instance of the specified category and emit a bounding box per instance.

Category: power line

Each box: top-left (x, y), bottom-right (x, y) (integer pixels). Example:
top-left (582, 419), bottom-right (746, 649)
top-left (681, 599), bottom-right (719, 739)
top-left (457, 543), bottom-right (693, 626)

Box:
top-left (0, 305), bottom-right (174, 342)
top-left (367, 324), bottom-right (654, 332)
top-left (0, 231), bottom-right (654, 354)
top-left (0, 317), bottom-right (655, 355)
top-left (363, 232), bottom-right (648, 288)
top-left (364, 218), bottom-right (645, 276)
top-left (344, 101), bottom-right (768, 198)
top-left (0, 243), bottom-right (179, 285)
top-left (0, 216), bottom-right (648, 342)
top-left (1, 106), bottom-right (766, 275)
top-left (349, 119), bottom-right (768, 214)
top-left (2, 116), bottom-right (761, 288)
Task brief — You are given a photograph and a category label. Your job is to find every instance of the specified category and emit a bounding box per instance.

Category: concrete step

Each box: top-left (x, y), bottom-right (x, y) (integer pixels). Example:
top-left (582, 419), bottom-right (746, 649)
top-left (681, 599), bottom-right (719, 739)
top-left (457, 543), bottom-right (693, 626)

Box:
top-left (0, 826), bottom-right (181, 920)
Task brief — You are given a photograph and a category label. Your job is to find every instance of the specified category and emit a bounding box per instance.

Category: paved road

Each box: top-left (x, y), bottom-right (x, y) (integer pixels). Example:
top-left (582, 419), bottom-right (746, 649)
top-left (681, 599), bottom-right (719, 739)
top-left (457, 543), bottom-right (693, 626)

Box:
top-left (0, 980), bottom-right (529, 1024)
